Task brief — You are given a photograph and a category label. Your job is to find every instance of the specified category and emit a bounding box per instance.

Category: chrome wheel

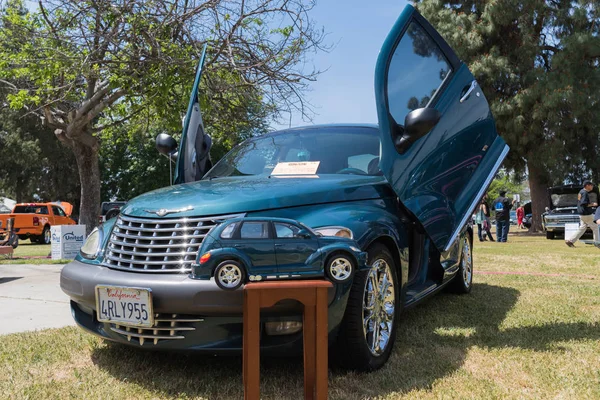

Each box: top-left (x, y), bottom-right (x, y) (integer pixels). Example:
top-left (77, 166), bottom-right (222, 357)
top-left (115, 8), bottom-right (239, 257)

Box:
top-left (362, 258), bottom-right (395, 356)
top-left (217, 263), bottom-right (242, 289)
top-left (462, 236), bottom-right (472, 287)
top-left (329, 257), bottom-right (353, 281)
top-left (44, 228), bottom-right (51, 244)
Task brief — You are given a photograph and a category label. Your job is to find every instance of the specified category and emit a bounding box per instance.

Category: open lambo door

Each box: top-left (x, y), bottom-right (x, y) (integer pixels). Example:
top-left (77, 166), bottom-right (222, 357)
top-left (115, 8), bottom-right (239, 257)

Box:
top-left (375, 5), bottom-right (509, 253)
top-left (173, 45), bottom-right (213, 184)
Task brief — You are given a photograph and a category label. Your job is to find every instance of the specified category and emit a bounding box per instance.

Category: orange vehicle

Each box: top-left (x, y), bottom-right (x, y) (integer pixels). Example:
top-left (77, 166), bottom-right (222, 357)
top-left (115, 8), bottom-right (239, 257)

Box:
top-left (0, 202), bottom-right (76, 244)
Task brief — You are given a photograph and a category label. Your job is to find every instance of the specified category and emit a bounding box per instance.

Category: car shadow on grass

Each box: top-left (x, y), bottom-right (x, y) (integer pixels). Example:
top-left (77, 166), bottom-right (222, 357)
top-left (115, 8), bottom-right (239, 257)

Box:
top-left (90, 283), bottom-right (600, 399)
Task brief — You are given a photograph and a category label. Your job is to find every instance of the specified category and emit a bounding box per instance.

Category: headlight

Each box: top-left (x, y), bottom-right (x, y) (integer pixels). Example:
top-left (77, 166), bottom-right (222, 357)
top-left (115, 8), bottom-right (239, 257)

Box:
top-left (80, 227), bottom-right (103, 259)
top-left (313, 226), bottom-right (353, 239)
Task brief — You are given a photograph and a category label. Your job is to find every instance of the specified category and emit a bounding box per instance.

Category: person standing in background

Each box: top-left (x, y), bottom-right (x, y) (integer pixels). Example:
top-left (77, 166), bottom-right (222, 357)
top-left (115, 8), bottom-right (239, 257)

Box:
top-left (493, 190), bottom-right (514, 242)
top-left (565, 180), bottom-right (598, 247)
top-left (480, 194), bottom-right (494, 241)
top-left (516, 205), bottom-right (525, 229)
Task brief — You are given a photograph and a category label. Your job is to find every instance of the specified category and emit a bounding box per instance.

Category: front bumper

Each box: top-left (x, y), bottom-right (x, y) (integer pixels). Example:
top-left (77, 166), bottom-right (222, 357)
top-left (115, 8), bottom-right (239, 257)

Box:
top-left (61, 260), bottom-right (348, 352)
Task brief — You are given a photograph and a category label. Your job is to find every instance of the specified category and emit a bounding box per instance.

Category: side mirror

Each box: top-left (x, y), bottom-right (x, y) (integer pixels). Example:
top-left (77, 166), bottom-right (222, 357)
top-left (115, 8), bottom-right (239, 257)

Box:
top-left (297, 229), bottom-right (312, 239)
top-left (155, 133), bottom-right (178, 156)
top-left (545, 207), bottom-right (550, 212)
top-left (395, 107), bottom-right (441, 154)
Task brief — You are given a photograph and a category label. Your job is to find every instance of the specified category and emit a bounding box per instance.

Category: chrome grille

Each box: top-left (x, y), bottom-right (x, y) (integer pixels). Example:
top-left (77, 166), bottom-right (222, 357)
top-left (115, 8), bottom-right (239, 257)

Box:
top-left (109, 313), bottom-right (203, 345)
top-left (546, 215), bottom-right (580, 224)
top-left (104, 213), bottom-right (242, 273)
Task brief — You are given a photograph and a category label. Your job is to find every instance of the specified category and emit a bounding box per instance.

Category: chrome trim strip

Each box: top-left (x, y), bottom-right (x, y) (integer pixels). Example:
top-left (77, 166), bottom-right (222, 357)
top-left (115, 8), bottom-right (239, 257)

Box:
top-left (109, 327), bottom-right (185, 340)
top-left (119, 213), bottom-right (244, 225)
top-left (100, 263), bottom-right (192, 273)
top-left (444, 144), bottom-right (510, 252)
top-left (111, 231), bottom-right (207, 240)
top-left (107, 248), bottom-right (198, 258)
top-left (154, 318), bottom-right (204, 323)
top-left (115, 223), bottom-right (216, 233)
top-left (105, 254), bottom-right (190, 266)
top-left (108, 239), bottom-right (196, 249)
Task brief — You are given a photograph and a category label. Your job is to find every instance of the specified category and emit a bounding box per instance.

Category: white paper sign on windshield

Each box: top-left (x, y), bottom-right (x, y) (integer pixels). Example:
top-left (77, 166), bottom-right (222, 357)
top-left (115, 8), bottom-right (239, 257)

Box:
top-left (271, 161), bottom-right (320, 175)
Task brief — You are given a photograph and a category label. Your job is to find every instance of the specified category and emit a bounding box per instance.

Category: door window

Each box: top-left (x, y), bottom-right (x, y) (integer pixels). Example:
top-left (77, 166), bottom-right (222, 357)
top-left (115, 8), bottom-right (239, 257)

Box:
top-left (240, 222), bottom-right (270, 239)
top-left (274, 223), bottom-right (301, 238)
top-left (52, 206), bottom-right (66, 217)
top-left (387, 21), bottom-right (451, 123)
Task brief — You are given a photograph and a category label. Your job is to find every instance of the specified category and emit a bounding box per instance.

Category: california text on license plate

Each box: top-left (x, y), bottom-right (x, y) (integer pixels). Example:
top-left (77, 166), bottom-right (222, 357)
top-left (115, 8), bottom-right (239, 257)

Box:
top-left (95, 285), bottom-right (154, 328)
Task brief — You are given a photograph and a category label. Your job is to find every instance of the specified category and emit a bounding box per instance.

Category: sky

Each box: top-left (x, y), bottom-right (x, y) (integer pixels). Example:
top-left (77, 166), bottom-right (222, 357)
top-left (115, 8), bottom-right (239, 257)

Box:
top-left (274, 0), bottom-right (410, 130)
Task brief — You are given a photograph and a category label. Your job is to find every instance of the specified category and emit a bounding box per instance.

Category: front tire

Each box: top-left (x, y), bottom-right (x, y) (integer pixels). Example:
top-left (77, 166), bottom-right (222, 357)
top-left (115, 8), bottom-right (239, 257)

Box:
top-left (214, 261), bottom-right (245, 291)
top-left (325, 253), bottom-right (355, 284)
top-left (334, 243), bottom-right (398, 371)
top-left (546, 231), bottom-right (555, 240)
top-left (448, 233), bottom-right (473, 294)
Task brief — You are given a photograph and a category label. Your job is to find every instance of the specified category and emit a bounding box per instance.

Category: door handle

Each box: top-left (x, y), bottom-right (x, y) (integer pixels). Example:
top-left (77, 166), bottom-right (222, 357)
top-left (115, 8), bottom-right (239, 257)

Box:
top-left (459, 80), bottom-right (478, 103)
top-left (275, 244), bottom-right (283, 247)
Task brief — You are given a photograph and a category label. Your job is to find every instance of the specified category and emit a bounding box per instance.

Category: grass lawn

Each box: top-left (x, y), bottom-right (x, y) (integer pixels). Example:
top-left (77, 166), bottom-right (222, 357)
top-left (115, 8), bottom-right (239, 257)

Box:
top-left (1, 234), bottom-right (599, 399)
top-left (0, 241), bottom-right (69, 265)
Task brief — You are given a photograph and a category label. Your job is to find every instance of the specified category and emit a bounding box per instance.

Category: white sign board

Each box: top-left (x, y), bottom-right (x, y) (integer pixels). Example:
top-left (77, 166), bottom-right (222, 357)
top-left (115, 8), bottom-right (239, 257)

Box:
top-left (271, 161), bottom-right (320, 175)
top-left (564, 223), bottom-right (580, 241)
top-left (51, 225), bottom-right (86, 260)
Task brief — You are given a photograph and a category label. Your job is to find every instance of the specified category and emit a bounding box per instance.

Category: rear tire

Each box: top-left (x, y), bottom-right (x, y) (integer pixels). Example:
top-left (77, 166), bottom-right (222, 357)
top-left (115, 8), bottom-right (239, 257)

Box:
top-left (448, 233), bottom-right (473, 294)
top-left (41, 226), bottom-right (51, 245)
top-left (546, 231), bottom-right (555, 240)
top-left (334, 243), bottom-right (398, 371)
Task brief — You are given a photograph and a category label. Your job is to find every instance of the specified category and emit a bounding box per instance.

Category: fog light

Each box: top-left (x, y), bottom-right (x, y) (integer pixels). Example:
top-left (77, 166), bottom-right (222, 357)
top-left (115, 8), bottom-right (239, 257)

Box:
top-left (264, 321), bottom-right (303, 336)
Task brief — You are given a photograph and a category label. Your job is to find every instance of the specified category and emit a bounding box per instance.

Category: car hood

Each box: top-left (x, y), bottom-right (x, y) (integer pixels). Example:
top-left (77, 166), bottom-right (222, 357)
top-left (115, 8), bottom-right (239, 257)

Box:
top-left (121, 175), bottom-right (391, 218)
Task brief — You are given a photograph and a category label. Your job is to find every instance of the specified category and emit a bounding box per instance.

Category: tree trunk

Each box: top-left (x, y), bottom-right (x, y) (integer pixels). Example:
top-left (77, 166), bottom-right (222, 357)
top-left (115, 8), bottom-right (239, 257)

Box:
top-left (72, 141), bottom-right (101, 235)
top-left (15, 176), bottom-right (24, 203)
top-left (528, 160), bottom-right (550, 232)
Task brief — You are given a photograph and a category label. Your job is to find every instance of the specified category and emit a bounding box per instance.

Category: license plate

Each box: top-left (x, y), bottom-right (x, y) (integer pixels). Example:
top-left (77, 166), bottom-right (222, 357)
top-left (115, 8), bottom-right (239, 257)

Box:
top-left (95, 285), bottom-right (154, 328)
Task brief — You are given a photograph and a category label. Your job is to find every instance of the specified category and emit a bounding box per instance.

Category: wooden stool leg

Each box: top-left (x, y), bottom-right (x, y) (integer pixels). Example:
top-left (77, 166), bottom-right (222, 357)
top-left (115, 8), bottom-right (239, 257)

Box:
top-left (303, 304), bottom-right (316, 400)
top-left (315, 287), bottom-right (328, 400)
top-left (243, 291), bottom-right (261, 400)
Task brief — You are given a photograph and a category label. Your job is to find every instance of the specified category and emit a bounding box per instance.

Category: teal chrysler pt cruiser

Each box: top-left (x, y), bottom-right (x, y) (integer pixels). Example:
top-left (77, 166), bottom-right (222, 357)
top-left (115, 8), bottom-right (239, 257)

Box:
top-left (61, 5), bottom-right (508, 371)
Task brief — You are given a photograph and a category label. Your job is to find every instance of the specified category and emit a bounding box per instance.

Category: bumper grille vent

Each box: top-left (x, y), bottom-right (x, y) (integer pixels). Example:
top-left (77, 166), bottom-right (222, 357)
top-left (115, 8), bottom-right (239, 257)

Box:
top-left (104, 213), bottom-right (242, 273)
top-left (109, 314), bottom-right (203, 345)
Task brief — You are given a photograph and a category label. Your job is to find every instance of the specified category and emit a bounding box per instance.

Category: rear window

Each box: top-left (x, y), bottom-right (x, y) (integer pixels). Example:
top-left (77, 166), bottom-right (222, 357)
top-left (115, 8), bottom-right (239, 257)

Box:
top-left (13, 205), bottom-right (49, 214)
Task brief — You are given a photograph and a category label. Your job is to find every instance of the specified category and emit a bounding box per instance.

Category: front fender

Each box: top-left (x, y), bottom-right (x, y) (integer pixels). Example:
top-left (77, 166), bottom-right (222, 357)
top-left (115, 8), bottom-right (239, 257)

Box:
top-left (191, 247), bottom-right (253, 279)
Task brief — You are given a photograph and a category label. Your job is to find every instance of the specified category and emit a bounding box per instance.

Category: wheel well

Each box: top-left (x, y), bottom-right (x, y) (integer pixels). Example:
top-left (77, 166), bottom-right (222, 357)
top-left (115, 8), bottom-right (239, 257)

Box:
top-left (466, 226), bottom-right (473, 242)
top-left (326, 250), bottom-right (357, 266)
top-left (367, 236), bottom-right (402, 275)
top-left (213, 256), bottom-right (248, 275)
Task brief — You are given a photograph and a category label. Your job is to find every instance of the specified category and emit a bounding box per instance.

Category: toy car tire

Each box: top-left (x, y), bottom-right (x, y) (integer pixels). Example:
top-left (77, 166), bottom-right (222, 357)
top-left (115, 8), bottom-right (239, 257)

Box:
top-left (325, 253), bottom-right (355, 284)
top-left (214, 260), bottom-right (246, 291)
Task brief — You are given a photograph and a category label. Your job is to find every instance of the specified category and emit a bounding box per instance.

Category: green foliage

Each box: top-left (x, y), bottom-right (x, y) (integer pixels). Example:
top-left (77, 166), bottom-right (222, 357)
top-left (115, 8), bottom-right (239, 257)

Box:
top-left (416, 0), bottom-right (600, 184)
top-left (0, 0), bottom-right (326, 229)
top-left (487, 170), bottom-right (525, 205)
top-left (0, 102), bottom-right (79, 204)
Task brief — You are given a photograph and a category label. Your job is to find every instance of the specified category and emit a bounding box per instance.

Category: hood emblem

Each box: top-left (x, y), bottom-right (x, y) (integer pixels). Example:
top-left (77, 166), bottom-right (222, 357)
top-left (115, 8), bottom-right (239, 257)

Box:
top-left (145, 205), bottom-right (194, 217)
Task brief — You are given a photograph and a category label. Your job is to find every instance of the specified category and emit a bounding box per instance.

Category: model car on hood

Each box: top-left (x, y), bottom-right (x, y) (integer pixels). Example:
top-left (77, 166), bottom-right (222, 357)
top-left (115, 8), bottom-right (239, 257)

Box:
top-left (192, 217), bottom-right (368, 290)
top-left (61, 5), bottom-right (508, 371)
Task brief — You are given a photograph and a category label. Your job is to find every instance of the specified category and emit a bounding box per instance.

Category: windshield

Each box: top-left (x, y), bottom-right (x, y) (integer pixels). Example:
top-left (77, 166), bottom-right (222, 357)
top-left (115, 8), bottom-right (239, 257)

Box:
top-left (551, 192), bottom-right (598, 208)
top-left (205, 126), bottom-right (380, 179)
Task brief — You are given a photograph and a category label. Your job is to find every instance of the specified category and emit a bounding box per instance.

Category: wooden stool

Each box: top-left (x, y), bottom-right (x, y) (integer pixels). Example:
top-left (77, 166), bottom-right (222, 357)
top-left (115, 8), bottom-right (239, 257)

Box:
top-left (243, 280), bottom-right (332, 400)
